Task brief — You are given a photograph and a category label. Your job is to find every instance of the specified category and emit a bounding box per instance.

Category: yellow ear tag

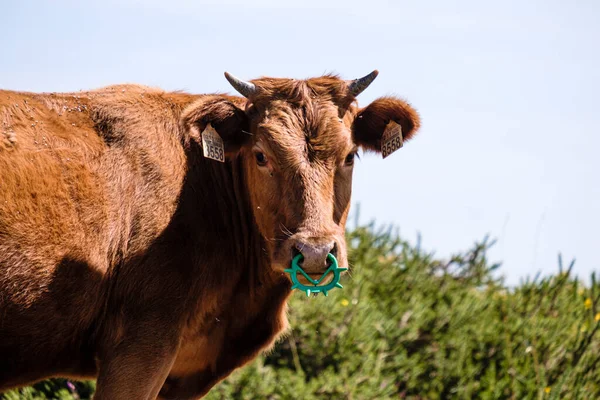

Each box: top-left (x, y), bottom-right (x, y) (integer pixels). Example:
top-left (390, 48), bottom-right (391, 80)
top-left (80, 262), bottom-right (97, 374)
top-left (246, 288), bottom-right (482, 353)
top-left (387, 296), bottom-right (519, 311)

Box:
top-left (201, 123), bottom-right (225, 163)
top-left (381, 121), bottom-right (403, 159)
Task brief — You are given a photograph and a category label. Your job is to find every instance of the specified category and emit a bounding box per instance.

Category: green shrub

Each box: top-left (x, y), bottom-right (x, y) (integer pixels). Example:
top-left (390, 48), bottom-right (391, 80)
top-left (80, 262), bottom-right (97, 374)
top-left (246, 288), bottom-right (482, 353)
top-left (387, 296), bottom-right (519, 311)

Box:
top-left (3, 223), bottom-right (599, 399)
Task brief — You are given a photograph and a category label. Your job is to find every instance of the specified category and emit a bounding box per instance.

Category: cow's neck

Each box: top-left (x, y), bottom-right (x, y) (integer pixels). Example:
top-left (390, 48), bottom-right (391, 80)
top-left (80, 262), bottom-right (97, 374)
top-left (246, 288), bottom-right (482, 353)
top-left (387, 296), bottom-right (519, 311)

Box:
top-left (180, 143), bottom-right (290, 318)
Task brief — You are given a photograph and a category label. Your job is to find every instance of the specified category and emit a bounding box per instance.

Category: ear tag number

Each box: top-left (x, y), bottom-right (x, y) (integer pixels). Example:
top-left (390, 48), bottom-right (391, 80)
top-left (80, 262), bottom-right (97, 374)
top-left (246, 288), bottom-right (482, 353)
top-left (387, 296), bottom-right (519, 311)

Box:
top-left (201, 124), bottom-right (225, 163)
top-left (381, 121), bottom-right (403, 159)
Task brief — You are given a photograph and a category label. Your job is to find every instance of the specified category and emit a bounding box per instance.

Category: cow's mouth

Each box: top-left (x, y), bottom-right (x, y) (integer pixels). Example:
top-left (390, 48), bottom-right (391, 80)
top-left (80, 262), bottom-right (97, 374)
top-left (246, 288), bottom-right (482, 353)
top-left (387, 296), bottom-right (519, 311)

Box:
top-left (300, 273), bottom-right (334, 285)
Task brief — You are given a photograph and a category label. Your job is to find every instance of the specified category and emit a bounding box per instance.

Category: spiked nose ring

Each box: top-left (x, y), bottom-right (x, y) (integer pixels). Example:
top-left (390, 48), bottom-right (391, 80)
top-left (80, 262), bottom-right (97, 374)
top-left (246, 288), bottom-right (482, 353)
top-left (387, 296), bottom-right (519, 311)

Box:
top-left (284, 253), bottom-right (347, 297)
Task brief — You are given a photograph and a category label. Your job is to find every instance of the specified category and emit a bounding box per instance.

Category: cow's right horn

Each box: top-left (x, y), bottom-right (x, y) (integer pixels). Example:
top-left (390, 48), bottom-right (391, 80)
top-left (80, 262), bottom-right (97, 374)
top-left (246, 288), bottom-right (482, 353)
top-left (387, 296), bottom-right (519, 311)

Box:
top-left (224, 72), bottom-right (257, 99)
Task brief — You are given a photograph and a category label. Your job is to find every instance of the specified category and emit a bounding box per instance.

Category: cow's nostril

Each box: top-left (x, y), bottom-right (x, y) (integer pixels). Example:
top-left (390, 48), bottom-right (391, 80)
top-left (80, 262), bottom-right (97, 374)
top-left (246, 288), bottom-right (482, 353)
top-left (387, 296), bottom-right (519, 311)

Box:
top-left (326, 243), bottom-right (337, 268)
top-left (292, 245), bottom-right (303, 264)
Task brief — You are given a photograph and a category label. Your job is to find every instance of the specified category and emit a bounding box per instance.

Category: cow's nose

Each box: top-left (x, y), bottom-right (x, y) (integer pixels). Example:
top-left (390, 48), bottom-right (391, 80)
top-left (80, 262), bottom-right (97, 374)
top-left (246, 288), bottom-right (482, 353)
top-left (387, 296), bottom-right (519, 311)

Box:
top-left (293, 241), bottom-right (336, 273)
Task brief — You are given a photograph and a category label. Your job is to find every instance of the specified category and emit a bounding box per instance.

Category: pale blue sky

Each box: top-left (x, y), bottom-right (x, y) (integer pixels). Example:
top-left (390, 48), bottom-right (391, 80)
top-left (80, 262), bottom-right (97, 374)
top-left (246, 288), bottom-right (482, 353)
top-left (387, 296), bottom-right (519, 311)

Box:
top-left (2, 0), bottom-right (599, 284)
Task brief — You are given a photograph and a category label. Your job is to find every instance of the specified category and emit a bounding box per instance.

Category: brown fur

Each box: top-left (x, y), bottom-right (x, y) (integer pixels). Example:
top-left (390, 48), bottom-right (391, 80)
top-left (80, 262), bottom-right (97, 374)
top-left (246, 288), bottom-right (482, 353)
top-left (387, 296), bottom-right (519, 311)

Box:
top-left (0, 75), bottom-right (420, 399)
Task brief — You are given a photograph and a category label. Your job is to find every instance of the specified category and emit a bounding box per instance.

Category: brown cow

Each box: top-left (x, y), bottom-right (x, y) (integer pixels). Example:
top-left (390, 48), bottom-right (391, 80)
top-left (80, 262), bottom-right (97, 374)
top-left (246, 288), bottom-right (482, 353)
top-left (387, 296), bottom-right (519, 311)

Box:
top-left (0, 71), bottom-right (420, 399)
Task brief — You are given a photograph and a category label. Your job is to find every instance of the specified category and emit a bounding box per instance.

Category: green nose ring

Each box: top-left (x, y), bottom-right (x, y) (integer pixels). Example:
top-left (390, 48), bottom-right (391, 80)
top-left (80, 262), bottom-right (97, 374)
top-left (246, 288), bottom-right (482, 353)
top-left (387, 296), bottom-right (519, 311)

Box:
top-left (284, 253), bottom-right (348, 297)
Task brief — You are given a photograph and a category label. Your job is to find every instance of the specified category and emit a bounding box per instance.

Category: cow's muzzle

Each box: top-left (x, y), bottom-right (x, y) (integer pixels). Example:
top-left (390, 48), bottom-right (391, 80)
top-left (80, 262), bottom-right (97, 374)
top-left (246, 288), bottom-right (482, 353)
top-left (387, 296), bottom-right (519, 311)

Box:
top-left (292, 240), bottom-right (337, 275)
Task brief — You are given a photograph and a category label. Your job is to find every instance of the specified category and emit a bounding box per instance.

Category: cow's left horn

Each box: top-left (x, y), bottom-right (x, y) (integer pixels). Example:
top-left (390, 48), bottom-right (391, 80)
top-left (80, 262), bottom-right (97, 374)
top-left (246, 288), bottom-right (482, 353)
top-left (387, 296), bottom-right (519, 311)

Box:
top-left (347, 70), bottom-right (379, 97)
top-left (224, 72), bottom-right (257, 99)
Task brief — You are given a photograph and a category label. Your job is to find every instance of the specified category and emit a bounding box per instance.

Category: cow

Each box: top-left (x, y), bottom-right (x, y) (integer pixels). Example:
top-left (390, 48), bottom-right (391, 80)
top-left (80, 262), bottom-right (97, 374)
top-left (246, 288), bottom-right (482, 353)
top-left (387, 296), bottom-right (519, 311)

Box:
top-left (0, 71), bottom-right (420, 399)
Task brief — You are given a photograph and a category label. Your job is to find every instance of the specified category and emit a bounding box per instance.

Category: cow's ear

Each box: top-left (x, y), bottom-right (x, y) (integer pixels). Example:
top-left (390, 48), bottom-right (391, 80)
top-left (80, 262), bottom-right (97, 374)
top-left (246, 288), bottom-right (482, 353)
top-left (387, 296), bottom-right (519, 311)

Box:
top-left (352, 96), bottom-right (421, 154)
top-left (181, 95), bottom-right (250, 157)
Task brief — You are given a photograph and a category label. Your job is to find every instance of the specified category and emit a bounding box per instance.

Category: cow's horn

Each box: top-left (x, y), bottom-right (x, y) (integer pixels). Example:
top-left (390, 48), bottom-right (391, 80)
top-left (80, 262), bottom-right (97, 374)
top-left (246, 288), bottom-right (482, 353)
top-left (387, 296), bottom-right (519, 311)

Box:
top-left (224, 72), bottom-right (257, 99)
top-left (347, 70), bottom-right (379, 97)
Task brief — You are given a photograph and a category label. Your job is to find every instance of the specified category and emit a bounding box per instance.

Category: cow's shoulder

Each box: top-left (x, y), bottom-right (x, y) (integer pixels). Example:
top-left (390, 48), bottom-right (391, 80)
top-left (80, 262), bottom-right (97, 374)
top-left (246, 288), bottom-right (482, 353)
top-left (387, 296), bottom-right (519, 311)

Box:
top-left (85, 85), bottom-right (196, 148)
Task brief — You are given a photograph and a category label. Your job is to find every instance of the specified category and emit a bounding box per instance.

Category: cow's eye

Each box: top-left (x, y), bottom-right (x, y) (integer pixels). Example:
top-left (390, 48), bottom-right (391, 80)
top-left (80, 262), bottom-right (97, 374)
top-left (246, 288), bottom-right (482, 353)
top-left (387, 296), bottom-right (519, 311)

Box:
top-left (344, 152), bottom-right (356, 166)
top-left (255, 152), bottom-right (268, 167)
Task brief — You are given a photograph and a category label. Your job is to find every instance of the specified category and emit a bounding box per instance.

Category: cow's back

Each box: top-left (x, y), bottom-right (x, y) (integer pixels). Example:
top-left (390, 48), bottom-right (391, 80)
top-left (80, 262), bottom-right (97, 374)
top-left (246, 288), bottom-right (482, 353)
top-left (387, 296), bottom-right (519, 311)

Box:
top-left (0, 86), bottom-right (191, 387)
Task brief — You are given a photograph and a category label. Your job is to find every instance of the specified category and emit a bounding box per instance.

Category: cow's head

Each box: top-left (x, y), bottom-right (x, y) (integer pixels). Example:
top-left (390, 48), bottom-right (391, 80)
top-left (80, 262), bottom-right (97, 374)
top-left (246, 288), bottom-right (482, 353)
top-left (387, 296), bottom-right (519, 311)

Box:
top-left (181, 72), bottom-right (420, 281)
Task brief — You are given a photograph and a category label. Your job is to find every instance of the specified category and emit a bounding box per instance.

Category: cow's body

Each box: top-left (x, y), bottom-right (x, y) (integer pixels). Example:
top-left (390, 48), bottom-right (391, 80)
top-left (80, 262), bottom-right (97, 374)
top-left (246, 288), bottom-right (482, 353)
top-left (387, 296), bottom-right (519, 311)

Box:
top-left (0, 73), bottom-right (420, 399)
top-left (0, 85), bottom-right (289, 397)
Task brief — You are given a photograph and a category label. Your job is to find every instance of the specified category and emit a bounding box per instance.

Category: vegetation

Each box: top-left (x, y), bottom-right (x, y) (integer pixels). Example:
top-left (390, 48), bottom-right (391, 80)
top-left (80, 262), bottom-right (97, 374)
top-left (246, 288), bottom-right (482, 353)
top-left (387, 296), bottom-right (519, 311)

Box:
top-left (3, 223), bottom-right (599, 399)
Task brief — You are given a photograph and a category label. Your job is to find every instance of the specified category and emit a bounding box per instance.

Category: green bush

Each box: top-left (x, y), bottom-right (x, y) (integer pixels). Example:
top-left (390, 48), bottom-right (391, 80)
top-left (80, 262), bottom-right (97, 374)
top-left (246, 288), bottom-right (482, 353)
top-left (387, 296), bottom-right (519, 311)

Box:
top-left (3, 223), bottom-right (599, 399)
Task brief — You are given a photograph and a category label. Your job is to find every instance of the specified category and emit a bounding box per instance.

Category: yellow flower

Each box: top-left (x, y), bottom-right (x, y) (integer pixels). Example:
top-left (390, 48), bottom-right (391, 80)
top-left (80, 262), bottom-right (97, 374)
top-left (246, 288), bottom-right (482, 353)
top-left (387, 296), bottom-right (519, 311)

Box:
top-left (544, 387), bottom-right (551, 394)
top-left (340, 299), bottom-right (349, 307)
top-left (584, 298), bottom-right (593, 310)
top-left (595, 313), bottom-right (600, 322)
